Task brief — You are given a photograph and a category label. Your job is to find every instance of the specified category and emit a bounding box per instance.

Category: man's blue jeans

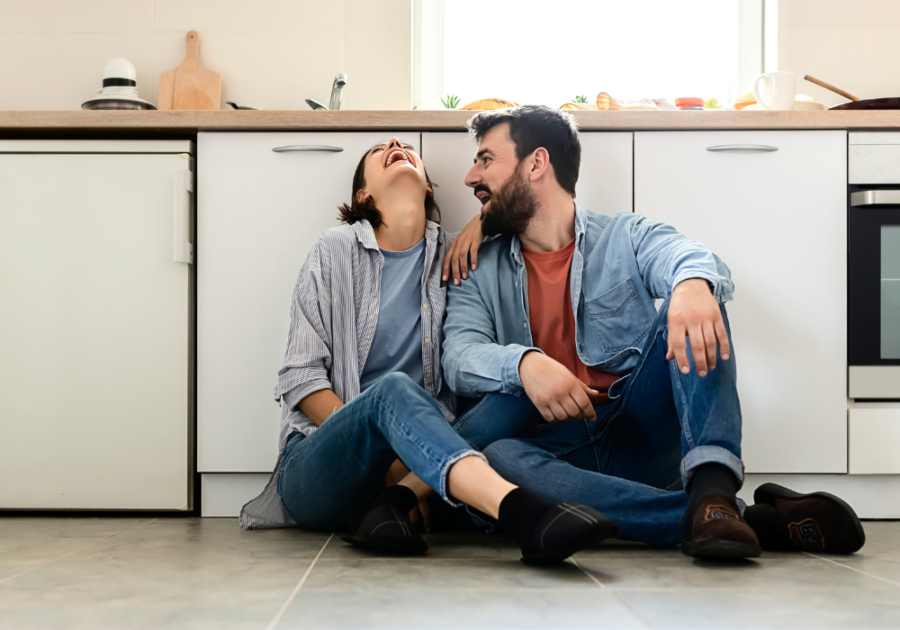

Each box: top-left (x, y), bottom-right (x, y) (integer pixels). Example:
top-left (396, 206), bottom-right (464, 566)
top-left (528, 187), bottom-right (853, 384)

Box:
top-left (451, 299), bottom-right (744, 547)
top-left (276, 372), bottom-right (484, 530)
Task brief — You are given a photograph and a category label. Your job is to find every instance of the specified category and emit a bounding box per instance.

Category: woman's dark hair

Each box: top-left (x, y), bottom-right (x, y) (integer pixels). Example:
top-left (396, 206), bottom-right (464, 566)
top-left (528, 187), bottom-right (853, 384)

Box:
top-left (337, 145), bottom-right (441, 227)
top-left (467, 105), bottom-right (581, 196)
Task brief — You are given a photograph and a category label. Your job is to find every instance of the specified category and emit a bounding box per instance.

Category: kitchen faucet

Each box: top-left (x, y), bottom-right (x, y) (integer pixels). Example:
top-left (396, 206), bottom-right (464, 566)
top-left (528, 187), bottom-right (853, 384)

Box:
top-left (306, 73), bottom-right (347, 111)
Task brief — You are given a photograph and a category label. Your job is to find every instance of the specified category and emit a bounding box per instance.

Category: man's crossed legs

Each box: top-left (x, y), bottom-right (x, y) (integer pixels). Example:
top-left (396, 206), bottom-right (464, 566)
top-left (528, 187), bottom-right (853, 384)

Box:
top-left (452, 299), bottom-right (865, 556)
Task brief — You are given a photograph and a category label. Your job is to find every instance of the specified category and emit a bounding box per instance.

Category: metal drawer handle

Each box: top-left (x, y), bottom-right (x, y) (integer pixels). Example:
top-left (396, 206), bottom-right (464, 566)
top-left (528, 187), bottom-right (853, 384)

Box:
top-left (851, 190), bottom-right (900, 206)
top-left (272, 145), bottom-right (343, 153)
top-left (706, 144), bottom-right (778, 153)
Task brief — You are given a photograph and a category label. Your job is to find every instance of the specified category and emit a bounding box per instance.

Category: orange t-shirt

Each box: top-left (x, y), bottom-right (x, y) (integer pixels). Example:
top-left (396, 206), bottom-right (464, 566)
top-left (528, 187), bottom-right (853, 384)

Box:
top-left (522, 239), bottom-right (618, 407)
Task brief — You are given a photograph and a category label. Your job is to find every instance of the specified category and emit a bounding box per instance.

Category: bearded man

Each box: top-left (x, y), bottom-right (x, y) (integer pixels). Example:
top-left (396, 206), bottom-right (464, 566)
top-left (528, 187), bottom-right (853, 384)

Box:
top-left (440, 105), bottom-right (865, 559)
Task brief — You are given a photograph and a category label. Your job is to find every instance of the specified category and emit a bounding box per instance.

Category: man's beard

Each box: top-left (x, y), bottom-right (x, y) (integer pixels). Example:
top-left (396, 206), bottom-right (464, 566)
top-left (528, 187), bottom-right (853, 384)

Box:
top-left (480, 163), bottom-right (539, 237)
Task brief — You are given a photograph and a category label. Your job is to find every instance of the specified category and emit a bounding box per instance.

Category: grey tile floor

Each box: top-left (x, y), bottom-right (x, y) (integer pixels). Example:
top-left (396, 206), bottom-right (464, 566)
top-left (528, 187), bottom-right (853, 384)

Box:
top-left (0, 517), bottom-right (898, 630)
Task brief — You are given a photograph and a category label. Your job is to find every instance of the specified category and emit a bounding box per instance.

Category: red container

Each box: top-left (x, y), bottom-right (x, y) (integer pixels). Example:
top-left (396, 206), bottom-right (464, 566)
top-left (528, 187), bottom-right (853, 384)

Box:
top-left (675, 97), bottom-right (705, 111)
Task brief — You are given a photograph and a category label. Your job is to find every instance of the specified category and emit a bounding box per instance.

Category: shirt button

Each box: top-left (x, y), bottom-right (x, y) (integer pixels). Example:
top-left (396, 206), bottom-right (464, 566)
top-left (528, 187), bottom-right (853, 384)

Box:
top-left (424, 337), bottom-right (431, 343)
top-left (425, 373), bottom-right (432, 379)
top-left (422, 304), bottom-right (428, 309)
top-left (515, 281), bottom-right (518, 287)
top-left (523, 322), bottom-right (528, 328)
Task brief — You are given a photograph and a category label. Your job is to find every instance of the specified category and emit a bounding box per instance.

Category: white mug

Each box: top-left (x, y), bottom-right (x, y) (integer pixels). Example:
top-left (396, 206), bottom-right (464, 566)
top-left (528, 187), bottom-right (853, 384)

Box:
top-left (753, 72), bottom-right (797, 110)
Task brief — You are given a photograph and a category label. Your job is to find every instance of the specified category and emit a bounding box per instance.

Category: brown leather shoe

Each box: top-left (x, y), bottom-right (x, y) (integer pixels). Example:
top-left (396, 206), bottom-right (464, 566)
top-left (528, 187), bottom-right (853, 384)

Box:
top-left (750, 483), bottom-right (866, 554)
top-left (682, 496), bottom-right (762, 559)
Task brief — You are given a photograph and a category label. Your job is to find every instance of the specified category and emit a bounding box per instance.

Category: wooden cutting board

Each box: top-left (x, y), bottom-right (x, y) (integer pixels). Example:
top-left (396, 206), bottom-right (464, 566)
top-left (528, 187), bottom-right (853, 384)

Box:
top-left (158, 31), bottom-right (221, 110)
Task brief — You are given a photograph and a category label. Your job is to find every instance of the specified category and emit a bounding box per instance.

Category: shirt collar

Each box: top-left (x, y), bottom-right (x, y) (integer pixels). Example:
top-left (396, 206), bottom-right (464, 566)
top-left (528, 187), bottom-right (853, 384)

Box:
top-left (352, 218), bottom-right (442, 252)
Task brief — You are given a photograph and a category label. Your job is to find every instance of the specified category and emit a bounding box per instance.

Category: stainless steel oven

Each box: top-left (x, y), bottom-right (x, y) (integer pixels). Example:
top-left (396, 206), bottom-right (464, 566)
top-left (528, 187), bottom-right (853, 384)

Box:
top-left (848, 133), bottom-right (900, 398)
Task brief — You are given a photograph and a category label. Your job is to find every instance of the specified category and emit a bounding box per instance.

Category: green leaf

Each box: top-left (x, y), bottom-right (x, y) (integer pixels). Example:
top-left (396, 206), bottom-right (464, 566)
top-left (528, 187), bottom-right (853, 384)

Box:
top-left (441, 94), bottom-right (460, 109)
top-left (704, 97), bottom-right (722, 110)
top-left (574, 94), bottom-right (588, 103)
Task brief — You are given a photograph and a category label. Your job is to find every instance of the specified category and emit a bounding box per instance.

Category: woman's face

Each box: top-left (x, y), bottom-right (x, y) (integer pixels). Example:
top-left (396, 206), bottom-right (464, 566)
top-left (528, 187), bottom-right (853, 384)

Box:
top-left (358, 137), bottom-right (432, 205)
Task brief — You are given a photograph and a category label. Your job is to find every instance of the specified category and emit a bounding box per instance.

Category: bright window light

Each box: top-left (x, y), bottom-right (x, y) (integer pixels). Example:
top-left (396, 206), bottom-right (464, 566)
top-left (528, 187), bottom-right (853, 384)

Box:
top-left (438, 0), bottom-right (740, 108)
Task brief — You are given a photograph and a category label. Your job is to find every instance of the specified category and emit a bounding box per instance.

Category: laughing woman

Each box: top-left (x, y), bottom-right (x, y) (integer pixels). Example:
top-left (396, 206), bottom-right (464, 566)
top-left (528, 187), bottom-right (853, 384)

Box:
top-left (240, 138), bottom-right (617, 564)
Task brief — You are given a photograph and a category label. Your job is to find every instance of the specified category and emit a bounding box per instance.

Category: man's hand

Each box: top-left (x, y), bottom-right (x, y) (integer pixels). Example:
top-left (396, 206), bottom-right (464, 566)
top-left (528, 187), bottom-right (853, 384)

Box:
top-left (666, 278), bottom-right (731, 377)
top-left (383, 459), bottom-right (432, 533)
top-left (519, 351), bottom-right (598, 423)
top-left (442, 214), bottom-right (484, 286)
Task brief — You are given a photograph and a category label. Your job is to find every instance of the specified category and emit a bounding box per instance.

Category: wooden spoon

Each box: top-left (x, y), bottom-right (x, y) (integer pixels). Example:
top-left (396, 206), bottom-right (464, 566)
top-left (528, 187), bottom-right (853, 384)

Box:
top-left (804, 75), bottom-right (860, 102)
top-left (158, 31), bottom-right (222, 110)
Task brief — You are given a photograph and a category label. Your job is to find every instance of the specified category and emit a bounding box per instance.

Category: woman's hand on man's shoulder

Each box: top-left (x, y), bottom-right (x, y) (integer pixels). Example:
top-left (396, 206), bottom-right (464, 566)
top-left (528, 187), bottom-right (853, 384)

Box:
top-left (443, 214), bottom-right (485, 286)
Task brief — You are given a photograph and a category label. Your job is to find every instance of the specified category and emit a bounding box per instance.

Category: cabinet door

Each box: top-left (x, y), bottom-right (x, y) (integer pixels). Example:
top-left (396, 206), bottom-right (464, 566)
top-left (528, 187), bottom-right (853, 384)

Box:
top-left (421, 132), bottom-right (632, 233)
top-left (635, 131), bottom-right (847, 473)
top-left (0, 152), bottom-right (190, 509)
top-left (198, 132), bottom-right (420, 472)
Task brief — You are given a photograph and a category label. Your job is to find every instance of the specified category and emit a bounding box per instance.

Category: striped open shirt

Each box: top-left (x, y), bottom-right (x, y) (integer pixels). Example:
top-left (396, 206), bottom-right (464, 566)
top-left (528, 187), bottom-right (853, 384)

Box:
top-left (240, 218), bottom-right (456, 529)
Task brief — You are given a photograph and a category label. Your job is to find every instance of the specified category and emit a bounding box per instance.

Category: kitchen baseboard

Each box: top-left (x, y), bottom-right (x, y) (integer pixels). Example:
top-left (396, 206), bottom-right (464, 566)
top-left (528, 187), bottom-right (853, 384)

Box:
top-left (200, 473), bottom-right (900, 519)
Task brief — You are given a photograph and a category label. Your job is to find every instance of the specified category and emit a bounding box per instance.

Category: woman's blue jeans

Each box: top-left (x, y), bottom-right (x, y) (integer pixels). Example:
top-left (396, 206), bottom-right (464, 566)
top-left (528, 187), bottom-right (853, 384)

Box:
top-left (451, 298), bottom-right (744, 547)
top-left (276, 372), bottom-right (483, 530)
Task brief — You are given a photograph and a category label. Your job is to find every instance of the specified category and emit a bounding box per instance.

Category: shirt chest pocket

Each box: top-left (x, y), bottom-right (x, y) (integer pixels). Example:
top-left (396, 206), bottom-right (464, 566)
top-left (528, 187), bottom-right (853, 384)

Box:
top-left (585, 279), bottom-right (653, 353)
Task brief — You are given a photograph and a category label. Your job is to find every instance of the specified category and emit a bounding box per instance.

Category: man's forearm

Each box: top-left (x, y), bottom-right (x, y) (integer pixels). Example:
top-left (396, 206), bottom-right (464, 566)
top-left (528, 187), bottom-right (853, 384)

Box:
top-left (298, 389), bottom-right (344, 426)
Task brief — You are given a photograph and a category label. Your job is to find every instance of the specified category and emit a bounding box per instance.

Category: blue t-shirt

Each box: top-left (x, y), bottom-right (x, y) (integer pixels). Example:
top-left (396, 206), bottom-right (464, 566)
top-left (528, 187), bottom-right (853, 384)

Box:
top-left (359, 238), bottom-right (426, 392)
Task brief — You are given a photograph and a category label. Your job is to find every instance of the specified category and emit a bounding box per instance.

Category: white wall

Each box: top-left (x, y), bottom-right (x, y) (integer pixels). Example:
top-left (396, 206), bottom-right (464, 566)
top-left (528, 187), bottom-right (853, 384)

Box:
top-left (778, 0), bottom-right (900, 106)
top-left (0, 0), bottom-right (412, 111)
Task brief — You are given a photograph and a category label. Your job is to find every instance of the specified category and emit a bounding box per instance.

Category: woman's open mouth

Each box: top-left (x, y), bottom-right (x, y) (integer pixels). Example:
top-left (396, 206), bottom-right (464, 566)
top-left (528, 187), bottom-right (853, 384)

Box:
top-left (385, 148), bottom-right (412, 168)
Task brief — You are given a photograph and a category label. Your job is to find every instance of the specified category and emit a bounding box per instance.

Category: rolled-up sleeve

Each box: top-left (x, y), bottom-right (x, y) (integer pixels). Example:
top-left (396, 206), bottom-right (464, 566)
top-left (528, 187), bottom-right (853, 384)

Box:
top-left (441, 272), bottom-right (540, 397)
top-left (275, 238), bottom-right (334, 409)
top-left (629, 214), bottom-right (734, 303)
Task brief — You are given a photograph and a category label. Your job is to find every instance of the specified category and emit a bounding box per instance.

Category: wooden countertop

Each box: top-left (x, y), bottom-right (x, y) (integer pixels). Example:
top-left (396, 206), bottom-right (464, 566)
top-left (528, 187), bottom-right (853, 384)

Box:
top-left (2, 109), bottom-right (900, 135)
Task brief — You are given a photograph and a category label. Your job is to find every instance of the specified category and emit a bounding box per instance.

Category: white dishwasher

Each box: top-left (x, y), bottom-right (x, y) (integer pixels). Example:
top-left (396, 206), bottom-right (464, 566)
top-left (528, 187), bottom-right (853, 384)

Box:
top-left (0, 140), bottom-right (194, 510)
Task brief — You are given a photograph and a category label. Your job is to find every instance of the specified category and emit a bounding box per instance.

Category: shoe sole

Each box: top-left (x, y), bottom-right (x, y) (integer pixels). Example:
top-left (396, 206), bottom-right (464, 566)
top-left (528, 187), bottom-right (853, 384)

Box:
top-left (522, 521), bottom-right (619, 567)
top-left (682, 538), bottom-right (762, 559)
top-left (753, 483), bottom-right (866, 554)
top-left (341, 535), bottom-right (428, 555)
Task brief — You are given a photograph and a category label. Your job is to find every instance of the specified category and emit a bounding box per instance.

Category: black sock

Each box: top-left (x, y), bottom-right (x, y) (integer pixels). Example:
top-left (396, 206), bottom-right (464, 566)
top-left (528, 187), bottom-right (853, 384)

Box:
top-left (496, 487), bottom-right (558, 546)
top-left (680, 463), bottom-right (739, 538)
top-left (347, 484), bottom-right (419, 533)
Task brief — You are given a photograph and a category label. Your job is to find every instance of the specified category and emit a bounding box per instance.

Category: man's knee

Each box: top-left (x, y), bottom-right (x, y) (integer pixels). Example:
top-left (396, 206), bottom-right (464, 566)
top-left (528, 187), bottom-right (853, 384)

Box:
top-left (483, 438), bottom-right (530, 475)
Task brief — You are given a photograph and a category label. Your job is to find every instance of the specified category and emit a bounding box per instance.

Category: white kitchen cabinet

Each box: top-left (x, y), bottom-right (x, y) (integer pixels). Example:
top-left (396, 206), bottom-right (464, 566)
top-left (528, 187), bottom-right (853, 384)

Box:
top-left (635, 131), bottom-right (847, 473)
top-left (849, 406), bottom-right (900, 474)
top-left (197, 132), bottom-right (420, 477)
top-left (0, 141), bottom-right (193, 509)
top-left (421, 132), bottom-right (633, 233)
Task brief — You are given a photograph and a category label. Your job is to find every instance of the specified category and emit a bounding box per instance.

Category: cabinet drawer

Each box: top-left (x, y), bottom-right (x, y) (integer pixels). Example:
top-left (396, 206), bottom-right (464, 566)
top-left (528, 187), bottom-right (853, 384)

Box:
top-left (849, 408), bottom-right (900, 474)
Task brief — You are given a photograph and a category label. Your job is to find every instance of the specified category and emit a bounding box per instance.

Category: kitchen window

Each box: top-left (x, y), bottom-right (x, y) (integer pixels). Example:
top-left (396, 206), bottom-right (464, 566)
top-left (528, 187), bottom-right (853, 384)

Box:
top-left (413, 0), bottom-right (777, 110)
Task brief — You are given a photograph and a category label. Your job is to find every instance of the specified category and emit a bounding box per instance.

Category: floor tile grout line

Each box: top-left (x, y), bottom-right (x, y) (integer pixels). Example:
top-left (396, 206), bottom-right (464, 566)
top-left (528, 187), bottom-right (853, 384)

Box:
top-left (266, 532), bottom-right (334, 630)
top-left (803, 551), bottom-right (900, 589)
top-left (569, 558), bottom-right (652, 629)
top-left (0, 517), bottom-right (158, 588)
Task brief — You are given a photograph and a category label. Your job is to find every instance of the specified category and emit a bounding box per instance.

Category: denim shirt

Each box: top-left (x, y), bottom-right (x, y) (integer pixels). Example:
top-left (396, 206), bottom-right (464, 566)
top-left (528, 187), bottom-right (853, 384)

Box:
top-left (441, 204), bottom-right (734, 400)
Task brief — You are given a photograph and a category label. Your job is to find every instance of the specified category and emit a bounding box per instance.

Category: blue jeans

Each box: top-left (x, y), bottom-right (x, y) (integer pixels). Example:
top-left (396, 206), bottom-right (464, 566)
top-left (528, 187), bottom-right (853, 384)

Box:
top-left (276, 372), bottom-right (484, 530)
top-left (454, 299), bottom-right (744, 547)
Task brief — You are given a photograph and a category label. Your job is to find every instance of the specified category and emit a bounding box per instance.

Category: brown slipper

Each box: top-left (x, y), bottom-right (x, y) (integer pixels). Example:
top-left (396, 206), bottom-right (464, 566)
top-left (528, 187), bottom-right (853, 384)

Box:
top-left (682, 496), bottom-right (762, 559)
top-left (750, 483), bottom-right (866, 554)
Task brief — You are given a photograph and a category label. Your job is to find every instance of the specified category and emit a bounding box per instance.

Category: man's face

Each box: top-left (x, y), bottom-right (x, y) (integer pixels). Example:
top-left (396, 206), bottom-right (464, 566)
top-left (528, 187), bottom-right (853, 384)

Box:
top-left (466, 122), bottom-right (539, 236)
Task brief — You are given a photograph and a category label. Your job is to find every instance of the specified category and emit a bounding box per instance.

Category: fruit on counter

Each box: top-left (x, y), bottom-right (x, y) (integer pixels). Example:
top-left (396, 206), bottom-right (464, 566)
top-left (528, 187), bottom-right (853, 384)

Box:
top-left (734, 92), bottom-right (756, 110)
top-left (560, 102), bottom-right (599, 110)
top-left (459, 98), bottom-right (519, 110)
top-left (704, 97), bottom-right (722, 109)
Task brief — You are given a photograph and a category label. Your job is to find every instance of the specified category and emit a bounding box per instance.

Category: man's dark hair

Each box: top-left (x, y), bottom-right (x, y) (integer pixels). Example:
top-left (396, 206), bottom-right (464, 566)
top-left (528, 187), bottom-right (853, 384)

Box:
top-left (466, 105), bottom-right (581, 196)
top-left (337, 145), bottom-right (441, 227)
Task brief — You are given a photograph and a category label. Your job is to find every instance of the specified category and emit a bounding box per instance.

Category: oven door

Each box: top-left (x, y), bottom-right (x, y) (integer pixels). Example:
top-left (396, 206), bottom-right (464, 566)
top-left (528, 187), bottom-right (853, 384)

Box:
top-left (848, 186), bottom-right (900, 398)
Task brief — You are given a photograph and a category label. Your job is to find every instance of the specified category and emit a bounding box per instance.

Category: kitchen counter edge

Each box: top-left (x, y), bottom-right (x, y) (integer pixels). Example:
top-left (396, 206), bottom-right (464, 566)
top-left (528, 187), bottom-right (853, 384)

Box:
top-left (3, 110), bottom-right (900, 133)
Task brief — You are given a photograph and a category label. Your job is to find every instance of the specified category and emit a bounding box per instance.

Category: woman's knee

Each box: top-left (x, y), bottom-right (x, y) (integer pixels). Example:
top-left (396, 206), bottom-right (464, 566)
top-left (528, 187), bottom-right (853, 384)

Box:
top-left (483, 439), bottom-right (530, 473)
top-left (367, 372), bottom-right (420, 397)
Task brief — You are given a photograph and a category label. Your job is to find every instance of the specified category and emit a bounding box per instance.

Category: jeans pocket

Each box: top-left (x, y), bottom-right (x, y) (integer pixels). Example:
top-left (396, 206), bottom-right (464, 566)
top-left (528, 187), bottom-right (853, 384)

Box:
top-left (585, 279), bottom-right (653, 353)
